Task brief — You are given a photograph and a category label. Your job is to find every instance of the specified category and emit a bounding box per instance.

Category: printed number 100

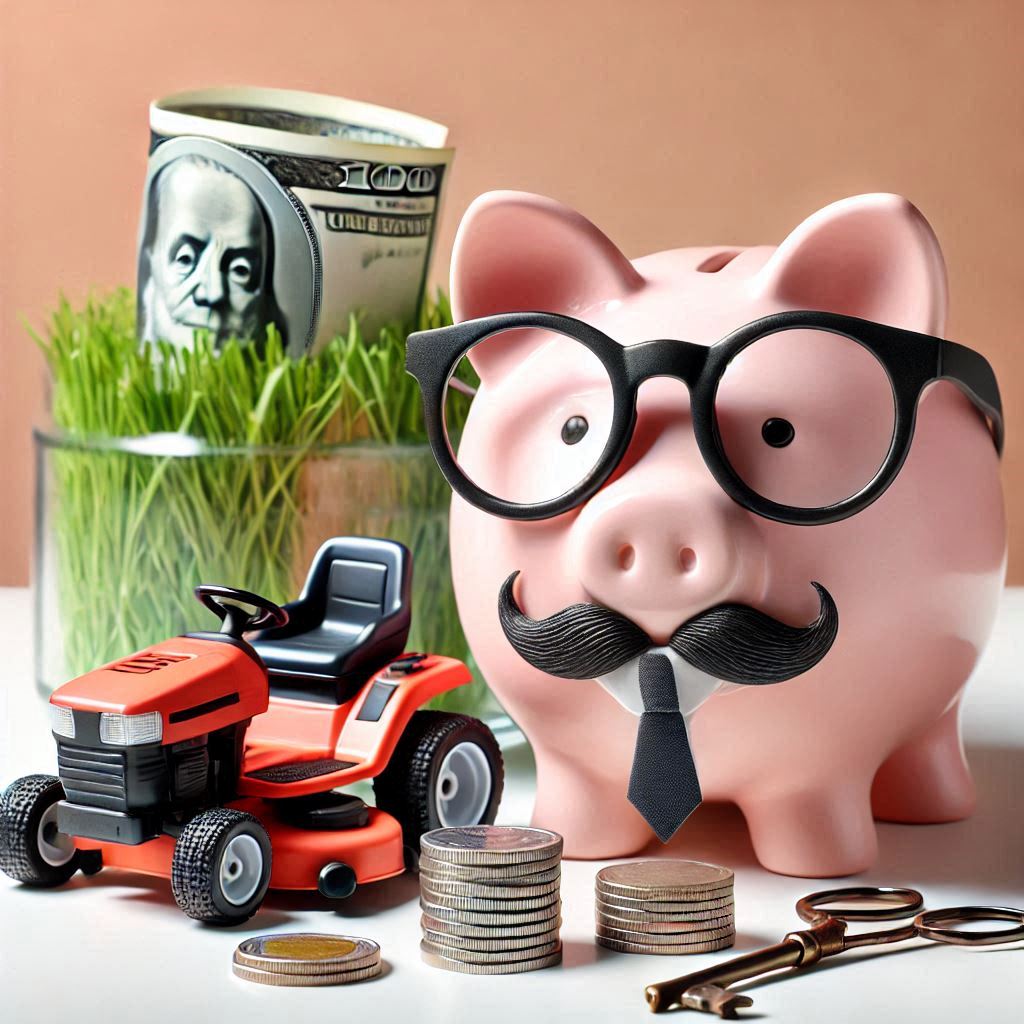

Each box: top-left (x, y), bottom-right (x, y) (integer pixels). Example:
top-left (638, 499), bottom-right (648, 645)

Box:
top-left (337, 162), bottom-right (437, 194)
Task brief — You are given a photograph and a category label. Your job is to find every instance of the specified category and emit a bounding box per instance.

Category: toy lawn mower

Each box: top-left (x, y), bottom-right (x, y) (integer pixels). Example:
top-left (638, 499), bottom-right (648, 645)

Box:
top-left (0, 536), bottom-right (503, 925)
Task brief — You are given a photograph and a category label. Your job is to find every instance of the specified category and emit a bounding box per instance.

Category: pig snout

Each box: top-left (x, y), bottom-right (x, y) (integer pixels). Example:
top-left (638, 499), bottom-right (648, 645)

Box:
top-left (568, 475), bottom-right (765, 643)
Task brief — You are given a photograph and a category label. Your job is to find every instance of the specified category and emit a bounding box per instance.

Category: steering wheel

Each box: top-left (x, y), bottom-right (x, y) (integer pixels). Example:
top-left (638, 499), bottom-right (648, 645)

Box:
top-left (194, 585), bottom-right (289, 639)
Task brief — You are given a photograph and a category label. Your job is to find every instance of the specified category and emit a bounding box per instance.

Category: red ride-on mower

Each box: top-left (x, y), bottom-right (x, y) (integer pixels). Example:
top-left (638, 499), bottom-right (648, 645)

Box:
top-left (0, 537), bottom-right (503, 924)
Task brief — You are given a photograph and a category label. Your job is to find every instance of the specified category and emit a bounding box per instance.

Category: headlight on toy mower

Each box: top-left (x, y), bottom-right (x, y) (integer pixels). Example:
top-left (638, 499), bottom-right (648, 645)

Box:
top-left (49, 703), bottom-right (76, 739)
top-left (99, 710), bottom-right (163, 746)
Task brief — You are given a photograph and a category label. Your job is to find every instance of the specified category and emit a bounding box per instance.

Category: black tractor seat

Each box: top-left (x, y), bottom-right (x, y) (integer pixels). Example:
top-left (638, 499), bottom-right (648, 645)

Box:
top-left (251, 537), bottom-right (412, 703)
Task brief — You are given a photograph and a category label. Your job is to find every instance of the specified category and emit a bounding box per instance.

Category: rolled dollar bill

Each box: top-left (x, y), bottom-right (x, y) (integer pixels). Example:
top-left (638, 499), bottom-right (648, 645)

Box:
top-left (137, 86), bottom-right (453, 355)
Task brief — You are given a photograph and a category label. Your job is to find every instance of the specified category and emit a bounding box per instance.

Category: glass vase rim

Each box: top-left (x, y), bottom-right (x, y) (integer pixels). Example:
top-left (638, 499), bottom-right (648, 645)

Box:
top-left (33, 426), bottom-right (434, 459)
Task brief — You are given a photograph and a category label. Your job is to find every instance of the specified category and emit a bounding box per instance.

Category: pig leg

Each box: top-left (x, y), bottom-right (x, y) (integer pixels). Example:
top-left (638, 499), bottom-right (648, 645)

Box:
top-left (870, 702), bottom-right (976, 823)
top-left (531, 752), bottom-right (652, 859)
top-left (737, 779), bottom-right (878, 877)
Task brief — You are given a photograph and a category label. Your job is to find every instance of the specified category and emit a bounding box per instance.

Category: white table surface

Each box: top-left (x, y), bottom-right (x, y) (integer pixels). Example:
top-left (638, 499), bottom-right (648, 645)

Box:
top-left (0, 585), bottom-right (1021, 1022)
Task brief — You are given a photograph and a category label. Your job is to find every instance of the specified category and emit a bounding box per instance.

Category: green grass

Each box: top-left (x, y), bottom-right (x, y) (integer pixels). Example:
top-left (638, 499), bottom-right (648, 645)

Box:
top-left (35, 290), bottom-right (493, 714)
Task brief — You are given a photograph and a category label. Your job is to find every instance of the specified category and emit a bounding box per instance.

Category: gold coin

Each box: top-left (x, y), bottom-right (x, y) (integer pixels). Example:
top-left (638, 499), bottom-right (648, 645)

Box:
top-left (420, 860), bottom-right (562, 886)
top-left (422, 926), bottom-right (562, 953)
top-left (596, 933), bottom-right (735, 955)
top-left (232, 934), bottom-right (380, 975)
top-left (231, 961), bottom-right (382, 986)
top-left (421, 943), bottom-right (563, 974)
top-left (420, 936), bottom-right (562, 964)
top-left (421, 826), bottom-right (563, 865)
top-left (595, 860), bottom-right (733, 899)
top-left (596, 921), bottom-right (736, 945)
top-left (596, 895), bottom-right (734, 921)
top-left (421, 913), bottom-right (563, 939)
top-left (420, 881), bottom-right (560, 910)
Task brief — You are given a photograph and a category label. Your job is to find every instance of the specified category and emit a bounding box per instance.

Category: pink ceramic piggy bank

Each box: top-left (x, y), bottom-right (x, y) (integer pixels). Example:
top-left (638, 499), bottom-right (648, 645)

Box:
top-left (443, 191), bottom-right (1005, 877)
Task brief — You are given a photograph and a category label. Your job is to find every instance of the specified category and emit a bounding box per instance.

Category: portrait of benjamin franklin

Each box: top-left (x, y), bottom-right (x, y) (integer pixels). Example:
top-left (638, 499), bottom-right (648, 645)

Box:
top-left (138, 153), bottom-right (288, 349)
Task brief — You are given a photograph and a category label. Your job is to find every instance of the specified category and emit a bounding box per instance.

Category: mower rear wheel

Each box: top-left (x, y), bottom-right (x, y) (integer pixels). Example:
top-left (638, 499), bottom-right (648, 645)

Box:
top-left (373, 711), bottom-right (503, 851)
top-left (0, 775), bottom-right (82, 887)
top-left (171, 808), bottom-right (271, 926)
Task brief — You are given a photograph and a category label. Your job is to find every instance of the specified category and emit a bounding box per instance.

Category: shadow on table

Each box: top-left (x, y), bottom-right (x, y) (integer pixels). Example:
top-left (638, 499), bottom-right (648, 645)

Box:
top-left (264, 866), bottom-right (421, 917)
top-left (57, 867), bottom-right (296, 927)
top-left (727, 939), bottom-right (940, 1011)
top-left (54, 845), bottom-right (419, 925)
top-left (65, 862), bottom-right (418, 926)
top-left (868, 742), bottom-right (1024, 896)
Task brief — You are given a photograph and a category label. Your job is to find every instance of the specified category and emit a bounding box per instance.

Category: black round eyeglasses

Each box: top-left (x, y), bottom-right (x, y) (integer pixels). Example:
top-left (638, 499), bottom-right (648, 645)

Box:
top-left (405, 309), bottom-right (1003, 526)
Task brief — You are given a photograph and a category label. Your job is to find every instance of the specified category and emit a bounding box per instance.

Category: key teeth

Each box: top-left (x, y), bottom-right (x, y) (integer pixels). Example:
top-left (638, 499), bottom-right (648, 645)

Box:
top-left (683, 984), bottom-right (754, 1018)
top-left (718, 994), bottom-right (754, 1020)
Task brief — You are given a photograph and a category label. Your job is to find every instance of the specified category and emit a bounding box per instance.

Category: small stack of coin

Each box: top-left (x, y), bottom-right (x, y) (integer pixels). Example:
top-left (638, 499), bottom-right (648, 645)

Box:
top-left (232, 933), bottom-right (382, 986)
top-left (595, 860), bottom-right (735, 955)
top-left (419, 825), bottom-right (563, 974)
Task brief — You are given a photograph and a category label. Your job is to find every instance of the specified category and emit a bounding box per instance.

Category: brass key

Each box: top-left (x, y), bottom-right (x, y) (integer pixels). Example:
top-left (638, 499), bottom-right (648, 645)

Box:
top-left (644, 886), bottom-right (1024, 1016)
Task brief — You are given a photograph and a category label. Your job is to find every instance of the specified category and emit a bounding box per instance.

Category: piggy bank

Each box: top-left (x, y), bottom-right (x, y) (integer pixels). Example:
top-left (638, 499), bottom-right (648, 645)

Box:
top-left (432, 191), bottom-right (1006, 877)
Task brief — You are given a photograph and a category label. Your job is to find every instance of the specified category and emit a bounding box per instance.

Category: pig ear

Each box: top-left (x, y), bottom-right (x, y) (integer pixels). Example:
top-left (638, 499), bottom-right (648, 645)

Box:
top-left (757, 194), bottom-right (948, 335)
top-left (451, 191), bottom-right (642, 382)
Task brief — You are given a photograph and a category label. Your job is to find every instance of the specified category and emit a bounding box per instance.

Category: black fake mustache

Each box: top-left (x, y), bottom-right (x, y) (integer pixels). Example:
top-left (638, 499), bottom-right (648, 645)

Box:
top-left (498, 572), bottom-right (838, 685)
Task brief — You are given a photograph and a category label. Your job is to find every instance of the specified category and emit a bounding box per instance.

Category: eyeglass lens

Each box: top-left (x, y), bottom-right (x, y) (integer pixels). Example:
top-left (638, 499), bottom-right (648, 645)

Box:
top-left (714, 327), bottom-right (897, 508)
top-left (443, 326), bottom-right (616, 505)
top-left (442, 322), bottom-right (898, 514)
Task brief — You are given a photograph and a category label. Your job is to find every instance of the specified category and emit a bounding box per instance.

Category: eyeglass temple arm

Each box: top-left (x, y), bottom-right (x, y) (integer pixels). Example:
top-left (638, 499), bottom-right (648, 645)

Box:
top-left (405, 325), bottom-right (447, 370)
top-left (938, 340), bottom-right (1004, 455)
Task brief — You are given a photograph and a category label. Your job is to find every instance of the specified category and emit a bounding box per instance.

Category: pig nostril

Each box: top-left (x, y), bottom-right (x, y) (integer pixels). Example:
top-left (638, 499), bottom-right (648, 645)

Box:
top-left (678, 547), bottom-right (698, 573)
top-left (618, 545), bottom-right (636, 571)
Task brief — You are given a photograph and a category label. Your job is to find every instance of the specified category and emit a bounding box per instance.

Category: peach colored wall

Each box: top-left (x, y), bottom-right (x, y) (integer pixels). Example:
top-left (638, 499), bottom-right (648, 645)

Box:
top-left (1, 0), bottom-right (1021, 585)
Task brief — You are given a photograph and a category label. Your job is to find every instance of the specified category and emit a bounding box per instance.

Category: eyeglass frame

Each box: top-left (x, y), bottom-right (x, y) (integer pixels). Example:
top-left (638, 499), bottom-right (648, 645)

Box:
top-left (405, 309), bottom-right (1003, 526)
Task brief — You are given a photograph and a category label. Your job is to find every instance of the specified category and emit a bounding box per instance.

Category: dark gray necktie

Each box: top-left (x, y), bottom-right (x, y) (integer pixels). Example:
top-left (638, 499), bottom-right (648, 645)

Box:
top-left (627, 652), bottom-right (702, 842)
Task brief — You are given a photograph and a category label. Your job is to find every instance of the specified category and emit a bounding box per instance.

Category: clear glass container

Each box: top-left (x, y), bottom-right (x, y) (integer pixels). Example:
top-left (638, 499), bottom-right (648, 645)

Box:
top-left (33, 428), bottom-right (507, 728)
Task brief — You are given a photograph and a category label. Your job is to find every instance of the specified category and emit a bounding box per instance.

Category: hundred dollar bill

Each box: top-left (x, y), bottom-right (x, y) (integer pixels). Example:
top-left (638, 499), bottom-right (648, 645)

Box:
top-left (137, 86), bottom-right (453, 355)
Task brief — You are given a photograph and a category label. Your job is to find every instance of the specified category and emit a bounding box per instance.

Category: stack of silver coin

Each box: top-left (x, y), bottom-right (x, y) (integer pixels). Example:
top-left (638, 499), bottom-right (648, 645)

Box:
top-left (419, 825), bottom-right (564, 974)
top-left (595, 860), bottom-right (735, 955)
top-left (231, 933), bottom-right (382, 986)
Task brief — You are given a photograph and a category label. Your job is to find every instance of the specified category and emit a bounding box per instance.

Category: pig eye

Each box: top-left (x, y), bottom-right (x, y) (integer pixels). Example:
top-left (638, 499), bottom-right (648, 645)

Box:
top-left (761, 418), bottom-right (795, 448)
top-left (561, 416), bottom-right (589, 445)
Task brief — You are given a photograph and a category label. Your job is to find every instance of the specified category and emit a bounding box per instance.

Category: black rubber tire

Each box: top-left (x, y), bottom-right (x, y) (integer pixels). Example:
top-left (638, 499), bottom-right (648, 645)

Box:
top-left (79, 850), bottom-right (104, 876)
top-left (0, 775), bottom-right (81, 887)
top-left (373, 711), bottom-right (504, 850)
top-left (170, 808), bottom-right (271, 926)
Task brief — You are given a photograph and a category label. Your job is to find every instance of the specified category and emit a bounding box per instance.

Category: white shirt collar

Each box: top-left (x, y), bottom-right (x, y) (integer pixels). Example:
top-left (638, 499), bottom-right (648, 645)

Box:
top-left (596, 647), bottom-right (726, 719)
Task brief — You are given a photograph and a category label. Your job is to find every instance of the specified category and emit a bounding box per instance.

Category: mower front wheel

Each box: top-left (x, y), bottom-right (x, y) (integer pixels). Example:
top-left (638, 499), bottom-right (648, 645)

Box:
top-left (373, 711), bottom-right (504, 849)
top-left (0, 774), bottom-right (82, 887)
top-left (171, 808), bottom-right (271, 926)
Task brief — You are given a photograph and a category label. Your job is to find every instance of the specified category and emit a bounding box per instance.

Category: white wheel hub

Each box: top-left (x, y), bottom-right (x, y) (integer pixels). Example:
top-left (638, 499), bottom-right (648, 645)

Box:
top-left (436, 742), bottom-right (493, 827)
top-left (37, 802), bottom-right (76, 868)
top-left (219, 833), bottom-right (264, 906)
